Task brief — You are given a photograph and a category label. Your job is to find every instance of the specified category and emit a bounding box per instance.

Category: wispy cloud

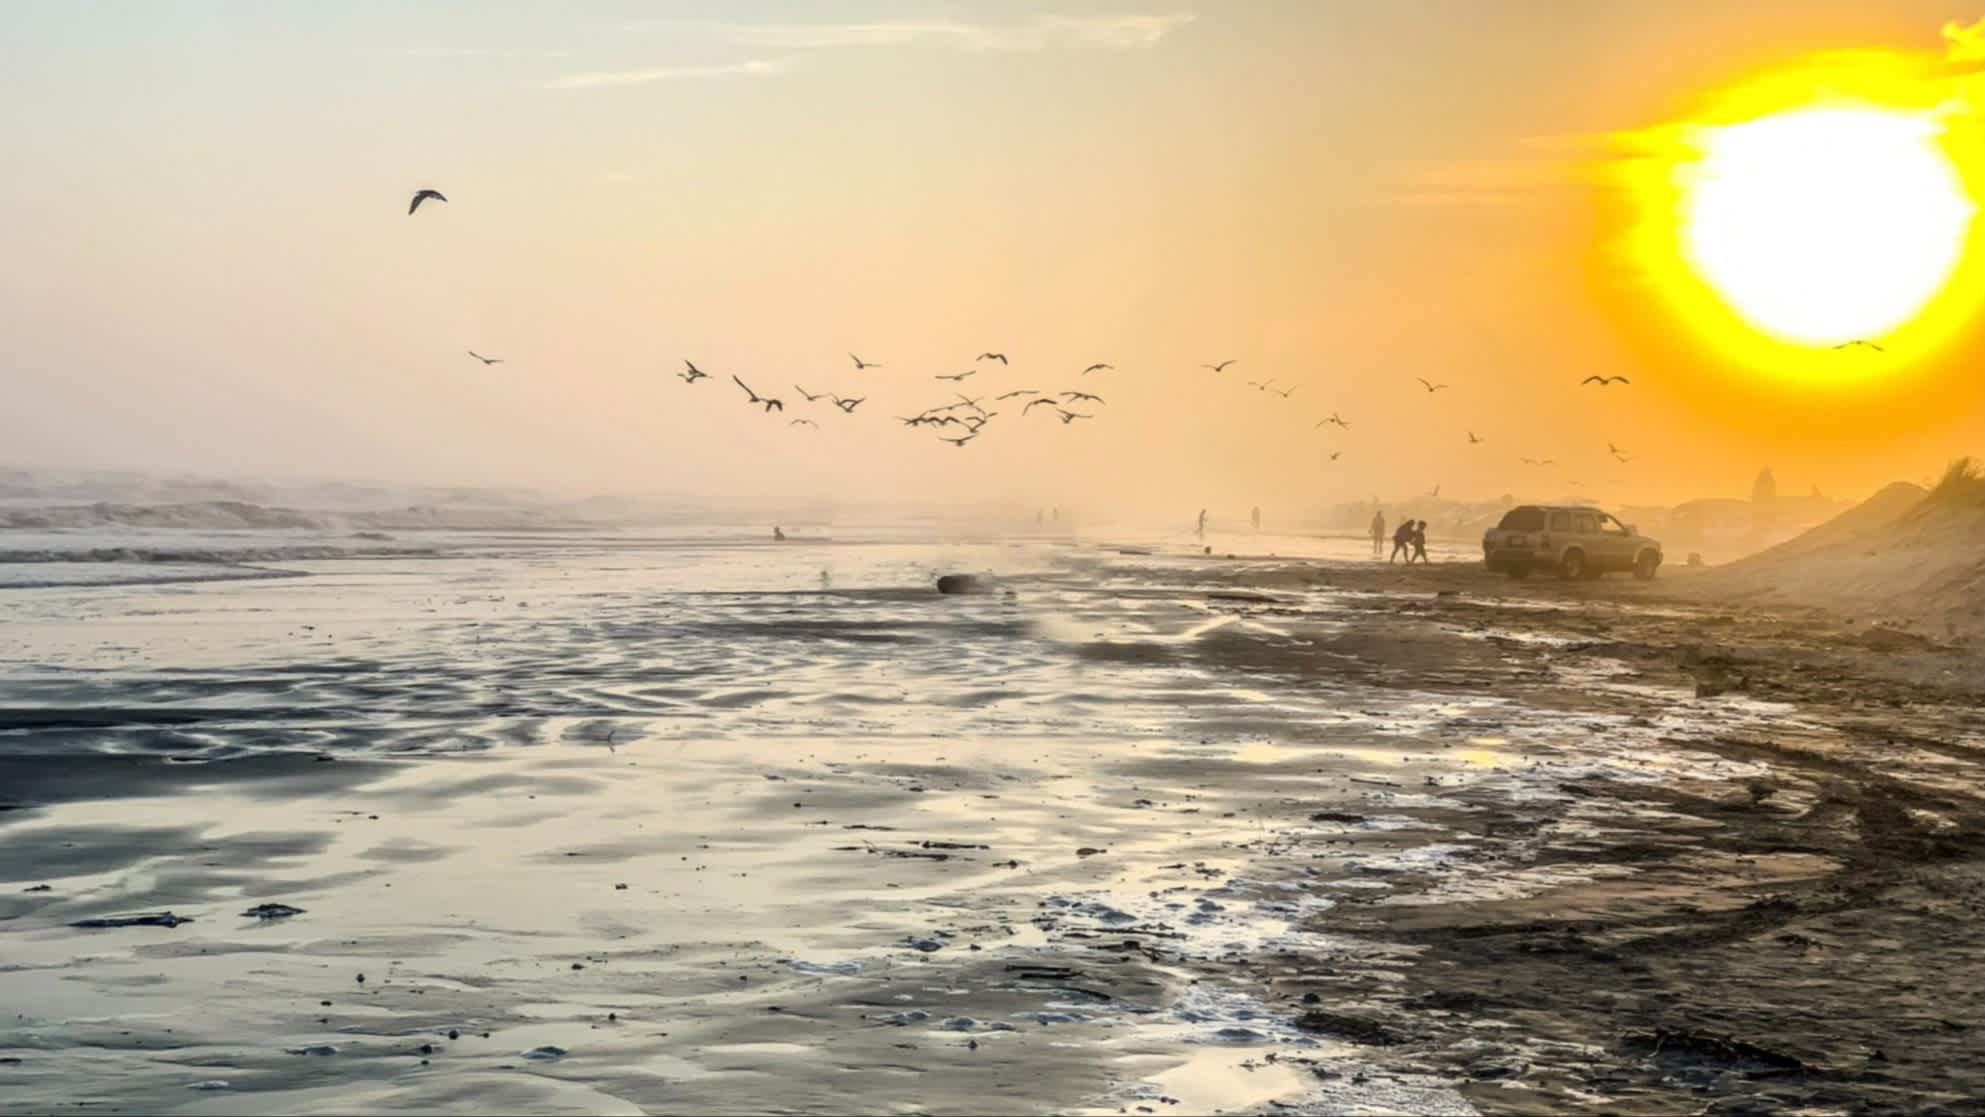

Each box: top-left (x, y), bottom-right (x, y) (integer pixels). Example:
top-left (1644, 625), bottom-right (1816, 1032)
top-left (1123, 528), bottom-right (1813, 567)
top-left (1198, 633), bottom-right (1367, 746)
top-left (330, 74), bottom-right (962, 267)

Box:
top-left (543, 58), bottom-right (788, 89)
top-left (720, 12), bottom-right (1194, 52)
top-left (392, 46), bottom-right (570, 59)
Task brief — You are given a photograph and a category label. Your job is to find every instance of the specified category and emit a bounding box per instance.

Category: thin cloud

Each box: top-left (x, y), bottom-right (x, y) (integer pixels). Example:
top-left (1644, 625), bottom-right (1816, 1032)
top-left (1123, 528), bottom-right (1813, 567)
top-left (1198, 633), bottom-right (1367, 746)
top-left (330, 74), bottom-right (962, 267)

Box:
top-left (721, 12), bottom-right (1194, 52)
top-left (391, 46), bottom-right (570, 59)
top-left (544, 58), bottom-right (788, 89)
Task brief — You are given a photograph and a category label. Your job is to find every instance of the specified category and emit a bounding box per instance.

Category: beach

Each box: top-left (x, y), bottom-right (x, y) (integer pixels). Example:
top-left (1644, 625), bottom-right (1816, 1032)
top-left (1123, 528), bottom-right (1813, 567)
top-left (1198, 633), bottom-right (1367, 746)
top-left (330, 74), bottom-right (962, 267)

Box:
top-left (4, 528), bottom-right (1983, 1115)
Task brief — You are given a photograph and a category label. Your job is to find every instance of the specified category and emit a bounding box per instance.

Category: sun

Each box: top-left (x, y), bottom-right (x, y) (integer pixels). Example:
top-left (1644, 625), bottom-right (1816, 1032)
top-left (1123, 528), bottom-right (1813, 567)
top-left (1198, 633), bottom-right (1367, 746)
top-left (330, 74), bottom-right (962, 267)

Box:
top-left (1680, 108), bottom-right (1971, 346)
top-left (1612, 33), bottom-right (1985, 381)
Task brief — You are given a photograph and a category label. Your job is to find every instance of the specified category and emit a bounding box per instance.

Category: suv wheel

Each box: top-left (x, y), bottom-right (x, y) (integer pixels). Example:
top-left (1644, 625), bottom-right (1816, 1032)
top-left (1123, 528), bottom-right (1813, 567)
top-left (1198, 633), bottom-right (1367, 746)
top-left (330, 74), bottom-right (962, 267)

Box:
top-left (1557, 549), bottom-right (1586, 580)
top-left (1633, 551), bottom-right (1660, 580)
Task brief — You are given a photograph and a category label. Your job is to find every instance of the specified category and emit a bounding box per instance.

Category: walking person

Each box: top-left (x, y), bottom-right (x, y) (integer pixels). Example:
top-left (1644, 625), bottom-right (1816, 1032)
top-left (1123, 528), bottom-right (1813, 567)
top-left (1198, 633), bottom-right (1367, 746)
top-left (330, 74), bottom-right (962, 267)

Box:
top-left (1389, 518), bottom-right (1413, 564)
top-left (1197, 508), bottom-right (1208, 540)
top-left (1370, 509), bottom-right (1386, 558)
top-left (1411, 519), bottom-right (1429, 564)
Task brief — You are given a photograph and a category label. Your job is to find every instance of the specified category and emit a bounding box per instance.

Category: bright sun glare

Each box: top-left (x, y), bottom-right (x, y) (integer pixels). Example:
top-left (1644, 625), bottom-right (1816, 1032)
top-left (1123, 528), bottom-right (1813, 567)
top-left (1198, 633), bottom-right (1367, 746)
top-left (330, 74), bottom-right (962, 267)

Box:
top-left (1681, 108), bottom-right (1972, 346)
top-left (1617, 30), bottom-right (1985, 380)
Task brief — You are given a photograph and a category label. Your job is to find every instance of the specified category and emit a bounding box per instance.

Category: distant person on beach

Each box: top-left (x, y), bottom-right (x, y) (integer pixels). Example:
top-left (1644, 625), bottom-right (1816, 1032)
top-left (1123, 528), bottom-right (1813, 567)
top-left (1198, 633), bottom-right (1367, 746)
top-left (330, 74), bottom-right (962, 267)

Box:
top-left (1251, 506), bottom-right (1261, 532)
top-left (1370, 510), bottom-right (1386, 557)
top-left (1390, 520), bottom-right (1413, 563)
top-left (1197, 509), bottom-right (1207, 539)
top-left (773, 526), bottom-right (786, 542)
top-left (1411, 520), bottom-right (1429, 564)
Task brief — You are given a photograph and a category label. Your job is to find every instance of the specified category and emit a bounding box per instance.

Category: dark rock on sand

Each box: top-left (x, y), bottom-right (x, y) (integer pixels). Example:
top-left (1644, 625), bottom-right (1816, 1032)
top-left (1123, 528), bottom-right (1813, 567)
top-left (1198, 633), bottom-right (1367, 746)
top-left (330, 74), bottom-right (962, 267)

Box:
top-left (241, 902), bottom-right (305, 919)
top-left (24, 884), bottom-right (51, 893)
top-left (522, 1045), bottom-right (567, 1060)
top-left (71, 912), bottom-right (192, 929)
top-left (936, 573), bottom-right (990, 595)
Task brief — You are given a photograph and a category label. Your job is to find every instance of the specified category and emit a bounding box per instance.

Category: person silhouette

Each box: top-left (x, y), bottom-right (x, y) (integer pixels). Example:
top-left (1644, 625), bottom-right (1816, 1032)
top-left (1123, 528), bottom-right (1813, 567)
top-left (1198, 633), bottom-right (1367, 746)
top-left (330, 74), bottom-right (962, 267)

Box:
top-left (1370, 510), bottom-right (1387, 558)
top-left (1197, 509), bottom-right (1208, 540)
top-left (1251, 506), bottom-right (1261, 532)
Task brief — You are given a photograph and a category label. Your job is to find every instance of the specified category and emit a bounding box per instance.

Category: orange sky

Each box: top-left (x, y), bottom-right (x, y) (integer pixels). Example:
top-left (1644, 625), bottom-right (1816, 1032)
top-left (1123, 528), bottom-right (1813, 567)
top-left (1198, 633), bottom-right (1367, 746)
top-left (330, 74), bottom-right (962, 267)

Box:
top-left (0, 2), bottom-right (1979, 517)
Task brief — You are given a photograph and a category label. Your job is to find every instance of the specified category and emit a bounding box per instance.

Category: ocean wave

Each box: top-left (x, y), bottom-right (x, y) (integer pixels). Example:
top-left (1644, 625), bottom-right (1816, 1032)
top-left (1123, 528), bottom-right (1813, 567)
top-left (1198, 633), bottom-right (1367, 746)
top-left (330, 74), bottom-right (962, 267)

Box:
top-left (0, 544), bottom-right (433, 565)
top-left (0, 500), bottom-right (587, 533)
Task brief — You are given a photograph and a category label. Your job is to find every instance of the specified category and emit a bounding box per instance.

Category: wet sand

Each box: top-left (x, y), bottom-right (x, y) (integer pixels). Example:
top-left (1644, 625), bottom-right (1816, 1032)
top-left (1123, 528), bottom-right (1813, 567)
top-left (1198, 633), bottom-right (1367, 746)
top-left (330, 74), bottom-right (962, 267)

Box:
top-left (3, 541), bottom-right (1982, 1114)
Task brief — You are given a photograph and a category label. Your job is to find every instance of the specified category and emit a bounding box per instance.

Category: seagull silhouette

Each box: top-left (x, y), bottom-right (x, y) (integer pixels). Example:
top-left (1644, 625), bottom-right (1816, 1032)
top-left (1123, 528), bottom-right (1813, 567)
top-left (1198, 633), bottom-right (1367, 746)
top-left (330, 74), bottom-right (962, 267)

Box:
top-left (1520, 457), bottom-right (1556, 466)
top-left (791, 418), bottom-right (818, 428)
top-left (941, 433), bottom-right (978, 448)
top-left (1201, 360), bottom-right (1237, 372)
top-left (1056, 410), bottom-right (1094, 424)
top-left (955, 394), bottom-right (988, 414)
top-left (995, 389), bottom-right (1038, 400)
top-left (1317, 413), bottom-right (1350, 429)
top-left (1328, 450), bottom-right (1343, 461)
top-left (1833, 339), bottom-right (1885, 352)
top-left (1248, 378), bottom-right (1276, 391)
top-left (831, 395), bottom-right (866, 414)
top-left (408, 189), bottom-right (447, 215)
top-left (1581, 375), bottom-right (1630, 386)
top-left (1023, 398), bottom-right (1058, 415)
top-left (1467, 431), bottom-right (1482, 444)
top-left (976, 352), bottom-right (1008, 364)
top-left (1272, 385), bottom-right (1297, 399)
top-left (1061, 391), bottom-right (1104, 405)
top-left (679, 360), bottom-right (709, 383)
top-left (1430, 484), bottom-right (1441, 498)
top-left (850, 353), bottom-right (881, 370)
top-left (936, 371), bottom-right (975, 382)
top-left (1416, 378), bottom-right (1448, 393)
top-left (1082, 363), bottom-right (1114, 375)
top-left (794, 385), bottom-right (826, 403)
top-left (467, 351), bottom-right (501, 365)
top-left (731, 375), bottom-right (783, 413)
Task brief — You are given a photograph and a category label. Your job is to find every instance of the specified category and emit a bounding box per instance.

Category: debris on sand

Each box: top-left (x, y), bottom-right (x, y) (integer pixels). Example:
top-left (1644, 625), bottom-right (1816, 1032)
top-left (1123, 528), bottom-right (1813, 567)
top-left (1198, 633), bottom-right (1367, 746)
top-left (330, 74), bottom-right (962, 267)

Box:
top-left (241, 903), bottom-right (305, 920)
top-left (70, 912), bottom-right (193, 929)
top-left (522, 1045), bottom-right (568, 1060)
top-left (288, 1044), bottom-right (338, 1056)
top-left (1621, 1027), bottom-right (1812, 1075)
top-left (23, 884), bottom-right (52, 893)
top-left (1293, 1009), bottom-right (1407, 1046)
top-left (936, 573), bottom-right (990, 595)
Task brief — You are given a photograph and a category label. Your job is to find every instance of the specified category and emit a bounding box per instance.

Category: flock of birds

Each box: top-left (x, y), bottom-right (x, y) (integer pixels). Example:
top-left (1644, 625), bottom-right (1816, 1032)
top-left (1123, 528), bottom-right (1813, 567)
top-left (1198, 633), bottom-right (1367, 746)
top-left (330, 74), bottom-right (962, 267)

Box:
top-left (410, 187), bottom-right (1890, 480)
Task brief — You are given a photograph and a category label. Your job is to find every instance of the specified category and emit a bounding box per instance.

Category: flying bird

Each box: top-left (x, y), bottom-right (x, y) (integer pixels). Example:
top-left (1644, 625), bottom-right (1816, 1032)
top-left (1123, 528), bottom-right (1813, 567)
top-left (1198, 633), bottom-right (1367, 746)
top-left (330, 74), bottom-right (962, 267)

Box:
top-left (1061, 391), bottom-right (1104, 405)
top-left (1201, 360), bottom-right (1237, 372)
top-left (955, 394), bottom-right (988, 414)
top-left (976, 352), bottom-right (1008, 364)
top-left (1082, 363), bottom-right (1113, 375)
top-left (1581, 375), bottom-right (1630, 386)
top-left (940, 434), bottom-right (978, 448)
top-left (680, 360), bottom-right (709, 383)
top-left (1248, 378), bottom-right (1277, 391)
top-left (1272, 385), bottom-right (1297, 399)
top-left (1023, 398), bottom-right (1058, 415)
top-left (832, 395), bottom-right (866, 414)
top-left (794, 384), bottom-right (827, 402)
top-left (731, 375), bottom-right (783, 413)
top-left (936, 371), bottom-right (975, 382)
top-left (408, 189), bottom-right (447, 215)
top-left (1318, 413), bottom-right (1350, 429)
top-left (791, 418), bottom-right (818, 428)
top-left (1329, 450), bottom-right (1343, 461)
top-left (466, 351), bottom-right (501, 365)
top-left (850, 353), bottom-right (881, 370)
top-left (1056, 410), bottom-right (1094, 424)
top-left (995, 389), bottom-right (1039, 400)
top-left (1834, 339), bottom-right (1885, 352)
top-left (1520, 457), bottom-right (1556, 466)
top-left (1416, 377), bottom-right (1448, 393)
top-left (1467, 431), bottom-right (1482, 444)
top-left (1430, 484), bottom-right (1441, 498)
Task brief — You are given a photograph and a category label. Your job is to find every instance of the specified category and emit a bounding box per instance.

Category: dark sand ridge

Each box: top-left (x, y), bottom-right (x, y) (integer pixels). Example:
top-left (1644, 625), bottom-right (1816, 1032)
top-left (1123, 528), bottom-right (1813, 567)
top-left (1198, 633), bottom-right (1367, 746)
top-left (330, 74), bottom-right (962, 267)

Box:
top-left (3, 542), bottom-right (1983, 1113)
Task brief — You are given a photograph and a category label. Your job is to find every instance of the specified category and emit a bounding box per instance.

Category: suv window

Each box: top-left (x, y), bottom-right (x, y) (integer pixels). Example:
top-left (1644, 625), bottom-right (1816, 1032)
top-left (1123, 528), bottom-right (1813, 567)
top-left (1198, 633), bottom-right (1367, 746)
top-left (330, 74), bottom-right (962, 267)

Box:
top-left (1599, 514), bottom-right (1630, 536)
top-left (1496, 508), bottom-right (1545, 532)
top-left (1572, 511), bottom-right (1598, 534)
top-left (1548, 510), bottom-right (1572, 532)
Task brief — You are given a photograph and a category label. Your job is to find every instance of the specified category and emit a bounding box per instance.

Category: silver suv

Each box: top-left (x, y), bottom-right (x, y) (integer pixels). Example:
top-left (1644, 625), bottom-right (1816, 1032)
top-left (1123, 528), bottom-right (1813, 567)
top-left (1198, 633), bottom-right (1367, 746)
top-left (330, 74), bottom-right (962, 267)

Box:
top-left (1482, 504), bottom-right (1662, 580)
